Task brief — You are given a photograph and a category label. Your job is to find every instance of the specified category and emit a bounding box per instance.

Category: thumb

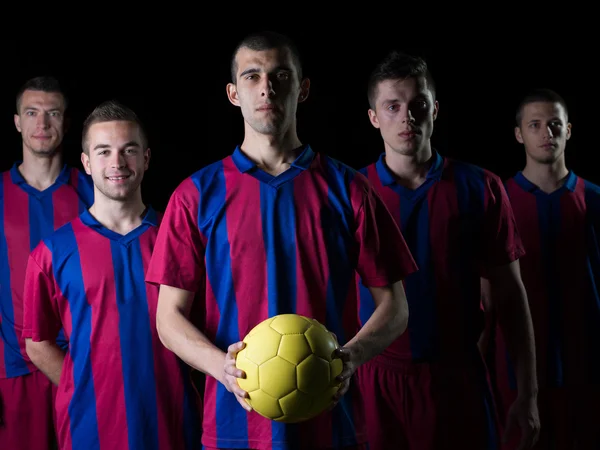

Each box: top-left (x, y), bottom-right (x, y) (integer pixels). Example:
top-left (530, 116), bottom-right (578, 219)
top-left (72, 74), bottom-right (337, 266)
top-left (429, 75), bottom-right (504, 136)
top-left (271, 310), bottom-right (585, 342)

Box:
top-left (334, 346), bottom-right (350, 360)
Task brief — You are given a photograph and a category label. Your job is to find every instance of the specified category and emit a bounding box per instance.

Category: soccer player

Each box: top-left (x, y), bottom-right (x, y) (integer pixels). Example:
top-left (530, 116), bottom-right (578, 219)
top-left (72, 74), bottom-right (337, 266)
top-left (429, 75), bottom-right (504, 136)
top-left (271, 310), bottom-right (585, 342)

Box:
top-left (22, 100), bottom-right (203, 450)
top-left (0, 76), bottom-right (93, 449)
top-left (145, 30), bottom-right (417, 450)
top-left (482, 88), bottom-right (600, 449)
top-left (355, 50), bottom-right (540, 450)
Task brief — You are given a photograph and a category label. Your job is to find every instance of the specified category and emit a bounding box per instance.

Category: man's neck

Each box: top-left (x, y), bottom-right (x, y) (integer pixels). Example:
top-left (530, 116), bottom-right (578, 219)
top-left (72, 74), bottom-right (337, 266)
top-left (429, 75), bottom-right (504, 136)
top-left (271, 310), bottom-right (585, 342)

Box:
top-left (384, 144), bottom-right (434, 190)
top-left (521, 157), bottom-right (569, 194)
top-left (240, 126), bottom-right (303, 176)
top-left (88, 191), bottom-right (147, 236)
top-left (18, 150), bottom-right (64, 191)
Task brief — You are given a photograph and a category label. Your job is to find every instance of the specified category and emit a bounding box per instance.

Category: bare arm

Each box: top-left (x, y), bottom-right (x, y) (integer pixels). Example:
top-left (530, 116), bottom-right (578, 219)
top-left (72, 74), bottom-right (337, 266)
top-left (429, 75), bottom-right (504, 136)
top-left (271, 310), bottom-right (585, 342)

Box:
top-left (478, 277), bottom-right (495, 356)
top-left (486, 260), bottom-right (540, 448)
top-left (344, 279), bottom-right (408, 367)
top-left (156, 284), bottom-right (251, 411)
top-left (486, 260), bottom-right (537, 398)
top-left (25, 338), bottom-right (65, 385)
top-left (156, 284), bottom-right (226, 382)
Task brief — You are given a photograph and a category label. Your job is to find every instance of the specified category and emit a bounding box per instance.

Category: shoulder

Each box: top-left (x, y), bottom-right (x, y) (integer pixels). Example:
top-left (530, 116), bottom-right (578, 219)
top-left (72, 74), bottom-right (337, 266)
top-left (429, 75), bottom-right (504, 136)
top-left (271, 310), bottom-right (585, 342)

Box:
top-left (582, 177), bottom-right (600, 196)
top-left (175, 158), bottom-right (229, 197)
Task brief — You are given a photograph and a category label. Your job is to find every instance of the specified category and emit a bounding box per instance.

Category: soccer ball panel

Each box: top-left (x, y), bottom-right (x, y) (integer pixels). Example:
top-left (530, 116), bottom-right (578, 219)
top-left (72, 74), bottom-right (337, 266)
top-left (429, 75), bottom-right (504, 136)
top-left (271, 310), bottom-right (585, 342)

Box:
top-left (278, 334), bottom-right (312, 365)
top-left (259, 356), bottom-right (297, 398)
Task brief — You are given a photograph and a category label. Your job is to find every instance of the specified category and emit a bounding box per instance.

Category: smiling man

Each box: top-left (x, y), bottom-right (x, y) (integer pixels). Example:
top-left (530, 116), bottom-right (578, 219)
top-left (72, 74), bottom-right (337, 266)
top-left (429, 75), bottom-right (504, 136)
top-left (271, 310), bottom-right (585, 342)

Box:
top-left (21, 100), bottom-right (203, 450)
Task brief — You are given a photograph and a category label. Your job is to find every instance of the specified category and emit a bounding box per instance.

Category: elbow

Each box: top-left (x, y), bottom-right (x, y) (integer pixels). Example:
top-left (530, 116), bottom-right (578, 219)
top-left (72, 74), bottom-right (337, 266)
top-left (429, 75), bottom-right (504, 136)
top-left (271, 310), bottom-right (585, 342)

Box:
top-left (156, 314), bottom-right (170, 350)
top-left (396, 302), bottom-right (409, 337)
top-left (156, 309), bottom-right (177, 352)
top-left (392, 282), bottom-right (409, 337)
top-left (25, 338), bottom-right (42, 365)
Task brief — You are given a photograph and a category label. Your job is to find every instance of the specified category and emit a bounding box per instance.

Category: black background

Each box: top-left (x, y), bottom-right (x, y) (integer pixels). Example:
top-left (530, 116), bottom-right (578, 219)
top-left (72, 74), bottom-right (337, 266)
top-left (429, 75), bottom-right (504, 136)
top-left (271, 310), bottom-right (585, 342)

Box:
top-left (1, 23), bottom-right (593, 211)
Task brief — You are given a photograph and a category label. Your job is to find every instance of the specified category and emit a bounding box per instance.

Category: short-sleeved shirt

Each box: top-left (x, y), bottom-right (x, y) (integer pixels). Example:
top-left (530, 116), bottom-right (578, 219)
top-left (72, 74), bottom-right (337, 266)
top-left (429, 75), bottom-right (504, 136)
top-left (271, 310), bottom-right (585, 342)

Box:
top-left (358, 151), bottom-right (525, 363)
top-left (495, 171), bottom-right (600, 390)
top-left (22, 207), bottom-right (202, 450)
top-left (0, 162), bottom-right (93, 378)
top-left (145, 145), bottom-right (417, 450)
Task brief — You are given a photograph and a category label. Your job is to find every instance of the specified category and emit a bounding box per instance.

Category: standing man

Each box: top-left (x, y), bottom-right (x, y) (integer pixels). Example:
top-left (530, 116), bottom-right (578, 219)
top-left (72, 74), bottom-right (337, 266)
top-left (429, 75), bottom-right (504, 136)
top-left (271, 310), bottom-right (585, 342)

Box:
top-left (356, 50), bottom-right (540, 450)
top-left (146, 30), bottom-right (417, 450)
top-left (483, 88), bottom-right (600, 449)
top-left (22, 100), bottom-right (203, 450)
top-left (0, 76), bottom-right (93, 449)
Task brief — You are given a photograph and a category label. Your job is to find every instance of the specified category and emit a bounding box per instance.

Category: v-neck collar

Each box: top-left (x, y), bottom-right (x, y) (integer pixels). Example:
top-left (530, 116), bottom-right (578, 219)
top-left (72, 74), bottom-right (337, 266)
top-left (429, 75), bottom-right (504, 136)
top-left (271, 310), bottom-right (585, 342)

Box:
top-left (10, 161), bottom-right (71, 198)
top-left (79, 206), bottom-right (158, 246)
top-left (513, 171), bottom-right (577, 197)
top-left (231, 144), bottom-right (316, 188)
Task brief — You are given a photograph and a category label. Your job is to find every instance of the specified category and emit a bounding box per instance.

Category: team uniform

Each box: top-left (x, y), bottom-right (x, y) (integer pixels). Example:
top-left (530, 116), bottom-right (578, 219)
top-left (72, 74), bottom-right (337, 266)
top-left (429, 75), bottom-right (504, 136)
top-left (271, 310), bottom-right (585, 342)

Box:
top-left (356, 151), bottom-right (524, 450)
top-left (0, 162), bottom-right (93, 449)
top-left (145, 145), bottom-right (417, 450)
top-left (22, 207), bottom-right (203, 450)
top-left (489, 171), bottom-right (600, 449)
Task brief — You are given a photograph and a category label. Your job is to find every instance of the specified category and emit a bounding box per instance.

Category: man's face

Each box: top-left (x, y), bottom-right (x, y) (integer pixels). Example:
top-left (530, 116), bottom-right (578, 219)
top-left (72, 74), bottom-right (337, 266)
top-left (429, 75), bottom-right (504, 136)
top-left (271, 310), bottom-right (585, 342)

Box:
top-left (14, 89), bottom-right (66, 157)
top-left (515, 101), bottom-right (571, 165)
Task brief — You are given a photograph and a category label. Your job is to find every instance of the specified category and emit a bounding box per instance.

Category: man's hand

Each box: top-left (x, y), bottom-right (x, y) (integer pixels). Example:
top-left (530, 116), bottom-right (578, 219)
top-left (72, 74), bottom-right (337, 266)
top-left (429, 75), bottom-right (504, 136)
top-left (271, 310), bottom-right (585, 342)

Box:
top-left (222, 341), bottom-right (252, 412)
top-left (503, 395), bottom-right (540, 450)
top-left (331, 331), bottom-right (363, 408)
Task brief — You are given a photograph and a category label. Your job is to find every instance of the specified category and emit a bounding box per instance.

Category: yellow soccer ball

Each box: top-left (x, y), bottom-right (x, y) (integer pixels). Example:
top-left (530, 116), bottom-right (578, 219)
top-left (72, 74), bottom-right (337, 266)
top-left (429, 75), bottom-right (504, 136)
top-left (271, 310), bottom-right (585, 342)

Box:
top-left (235, 313), bottom-right (343, 423)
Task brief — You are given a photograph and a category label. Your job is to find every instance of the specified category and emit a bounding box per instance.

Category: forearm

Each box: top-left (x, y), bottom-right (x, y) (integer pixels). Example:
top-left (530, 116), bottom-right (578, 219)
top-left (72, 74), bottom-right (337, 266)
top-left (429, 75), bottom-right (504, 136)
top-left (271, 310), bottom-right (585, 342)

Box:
top-left (25, 339), bottom-right (65, 385)
top-left (157, 308), bottom-right (226, 383)
top-left (495, 281), bottom-right (538, 398)
top-left (345, 282), bottom-right (408, 366)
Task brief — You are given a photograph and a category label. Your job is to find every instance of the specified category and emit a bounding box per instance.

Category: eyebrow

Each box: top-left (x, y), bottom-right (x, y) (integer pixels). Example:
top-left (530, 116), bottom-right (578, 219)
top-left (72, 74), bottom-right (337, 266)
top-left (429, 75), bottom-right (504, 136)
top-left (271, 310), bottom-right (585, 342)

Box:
top-left (93, 141), bottom-right (140, 151)
top-left (381, 94), bottom-right (428, 105)
top-left (239, 65), bottom-right (293, 78)
top-left (23, 106), bottom-right (62, 112)
top-left (528, 116), bottom-right (561, 122)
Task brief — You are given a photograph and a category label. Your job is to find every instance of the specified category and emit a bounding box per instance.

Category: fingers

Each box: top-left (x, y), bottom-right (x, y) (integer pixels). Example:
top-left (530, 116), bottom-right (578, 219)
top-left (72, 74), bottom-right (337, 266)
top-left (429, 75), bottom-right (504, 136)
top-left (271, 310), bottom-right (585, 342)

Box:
top-left (333, 346), bottom-right (350, 361)
top-left (237, 396), bottom-right (252, 412)
top-left (227, 341), bottom-right (245, 358)
top-left (230, 381), bottom-right (251, 412)
top-left (224, 360), bottom-right (246, 379)
top-left (336, 366), bottom-right (354, 383)
top-left (333, 379), bottom-right (350, 401)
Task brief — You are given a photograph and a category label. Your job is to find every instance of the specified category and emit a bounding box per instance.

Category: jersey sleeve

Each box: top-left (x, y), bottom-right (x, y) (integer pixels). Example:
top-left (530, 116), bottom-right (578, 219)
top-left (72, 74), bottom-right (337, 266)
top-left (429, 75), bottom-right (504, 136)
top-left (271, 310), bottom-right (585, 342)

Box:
top-left (351, 173), bottom-right (418, 287)
top-left (480, 173), bottom-right (526, 270)
top-left (22, 242), bottom-right (62, 342)
top-left (145, 178), bottom-right (206, 293)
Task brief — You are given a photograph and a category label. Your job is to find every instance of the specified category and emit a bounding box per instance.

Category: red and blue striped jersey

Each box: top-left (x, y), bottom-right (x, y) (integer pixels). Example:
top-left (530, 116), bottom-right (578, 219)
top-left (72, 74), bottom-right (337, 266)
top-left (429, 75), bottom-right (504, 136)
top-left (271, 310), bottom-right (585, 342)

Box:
top-left (494, 171), bottom-right (600, 390)
top-left (22, 207), bottom-right (203, 450)
top-left (145, 145), bottom-right (417, 450)
top-left (0, 162), bottom-right (93, 379)
top-left (358, 151), bottom-right (525, 363)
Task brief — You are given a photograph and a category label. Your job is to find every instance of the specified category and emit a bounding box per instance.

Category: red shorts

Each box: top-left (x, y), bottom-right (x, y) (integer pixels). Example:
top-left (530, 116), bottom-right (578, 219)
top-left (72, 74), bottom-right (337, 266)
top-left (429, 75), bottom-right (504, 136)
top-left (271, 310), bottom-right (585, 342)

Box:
top-left (0, 370), bottom-right (57, 450)
top-left (356, 355), bottom-right (500, 450)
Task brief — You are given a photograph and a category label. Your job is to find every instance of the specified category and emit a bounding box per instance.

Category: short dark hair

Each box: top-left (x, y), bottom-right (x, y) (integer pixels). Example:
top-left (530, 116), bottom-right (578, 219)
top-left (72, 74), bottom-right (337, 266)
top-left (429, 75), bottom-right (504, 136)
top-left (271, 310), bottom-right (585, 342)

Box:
top-left (16, 75), bottom-right (68, 112)
top-left (230, 30), bottom-right (303, 82)
top-left (367, 50), bottom-right (436, 109)
top-left (82, 100), bottom-right (148, 153)
top-left (515, 88), bottom-right (569, 127)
